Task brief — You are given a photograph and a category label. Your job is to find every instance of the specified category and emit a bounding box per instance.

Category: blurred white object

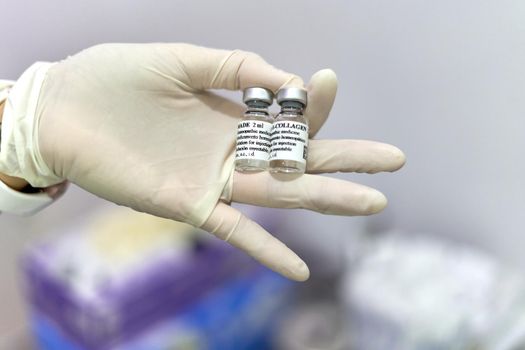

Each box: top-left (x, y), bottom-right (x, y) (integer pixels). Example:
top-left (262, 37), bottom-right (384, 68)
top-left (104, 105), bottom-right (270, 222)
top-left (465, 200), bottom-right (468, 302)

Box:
top-left (276, 301), bottom-right (348, 350)
top-left (342, 231), bottom-right (525, 350)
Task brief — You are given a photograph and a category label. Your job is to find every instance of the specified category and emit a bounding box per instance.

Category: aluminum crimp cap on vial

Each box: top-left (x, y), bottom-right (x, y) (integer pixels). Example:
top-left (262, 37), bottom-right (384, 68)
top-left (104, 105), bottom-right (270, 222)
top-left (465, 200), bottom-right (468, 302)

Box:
top-left (243, 87), bottom-right (274, 105)
top-left (276, 87), bottom-right (307, 106)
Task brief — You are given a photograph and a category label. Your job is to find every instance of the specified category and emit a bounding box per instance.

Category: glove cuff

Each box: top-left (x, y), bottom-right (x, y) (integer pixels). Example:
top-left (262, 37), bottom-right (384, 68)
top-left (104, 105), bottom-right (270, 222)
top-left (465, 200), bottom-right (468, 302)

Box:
top-left (0, 62), bottom-right (63, 188)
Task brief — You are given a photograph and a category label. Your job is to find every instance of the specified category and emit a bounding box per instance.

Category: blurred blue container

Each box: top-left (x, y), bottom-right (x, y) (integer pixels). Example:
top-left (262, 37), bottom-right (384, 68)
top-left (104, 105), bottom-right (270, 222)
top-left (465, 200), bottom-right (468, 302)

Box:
top-left (21, 219), bottom-right (294, 349)
top-left (30, 266), bottom-right (292, 350)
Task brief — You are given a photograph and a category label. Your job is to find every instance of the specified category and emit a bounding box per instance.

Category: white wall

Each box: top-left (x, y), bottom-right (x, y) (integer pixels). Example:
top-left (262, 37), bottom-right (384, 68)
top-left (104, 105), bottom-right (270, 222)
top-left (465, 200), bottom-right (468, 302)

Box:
top-left (1, 0), bottom-right (524, 340)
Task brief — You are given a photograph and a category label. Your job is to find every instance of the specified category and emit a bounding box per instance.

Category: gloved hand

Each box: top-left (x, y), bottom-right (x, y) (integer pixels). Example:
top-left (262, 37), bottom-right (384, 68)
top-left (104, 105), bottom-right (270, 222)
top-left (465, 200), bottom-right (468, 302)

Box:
top-left (0, 43), bottom-right (405, 281)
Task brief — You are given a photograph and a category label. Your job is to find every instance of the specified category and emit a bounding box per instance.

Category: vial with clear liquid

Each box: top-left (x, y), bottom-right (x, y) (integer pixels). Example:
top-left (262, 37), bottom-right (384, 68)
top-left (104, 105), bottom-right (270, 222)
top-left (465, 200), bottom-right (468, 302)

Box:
top-left (235, 87), bottom-right (274, 172)
top-left (269, 87), bottom-right (309, 174)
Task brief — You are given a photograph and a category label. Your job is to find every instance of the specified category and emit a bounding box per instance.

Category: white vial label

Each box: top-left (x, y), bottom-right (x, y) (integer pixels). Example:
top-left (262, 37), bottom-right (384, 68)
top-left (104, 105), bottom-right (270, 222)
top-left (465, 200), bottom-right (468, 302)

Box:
top-left (270, 121), bottom-right (309, 163)
top-left (235, 120), bottom-right (273, 160)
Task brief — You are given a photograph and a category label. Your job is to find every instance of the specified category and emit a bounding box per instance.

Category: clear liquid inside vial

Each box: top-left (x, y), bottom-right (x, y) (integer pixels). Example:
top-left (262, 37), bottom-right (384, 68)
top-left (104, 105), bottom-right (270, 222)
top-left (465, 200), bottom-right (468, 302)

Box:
top-left (269, 158), bottom-right (306, 173)
top-left (235, 111), bottom-right (273, 172)
top-left (236, 158), bottom-right (268, 172)
top-left (269, 109), bottom-right (308, 174)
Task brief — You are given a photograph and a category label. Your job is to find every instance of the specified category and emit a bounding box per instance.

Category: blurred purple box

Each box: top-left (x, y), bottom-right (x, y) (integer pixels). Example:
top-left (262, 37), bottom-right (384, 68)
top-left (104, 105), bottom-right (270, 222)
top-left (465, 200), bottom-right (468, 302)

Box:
top-left (22, 234), bottom-right (256, 350)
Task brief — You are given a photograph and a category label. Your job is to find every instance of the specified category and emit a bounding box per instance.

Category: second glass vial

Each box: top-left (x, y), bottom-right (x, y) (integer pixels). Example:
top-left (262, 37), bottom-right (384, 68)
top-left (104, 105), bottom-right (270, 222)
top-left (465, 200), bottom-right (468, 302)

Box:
top-left (269, 87), bottom-right (309, 173)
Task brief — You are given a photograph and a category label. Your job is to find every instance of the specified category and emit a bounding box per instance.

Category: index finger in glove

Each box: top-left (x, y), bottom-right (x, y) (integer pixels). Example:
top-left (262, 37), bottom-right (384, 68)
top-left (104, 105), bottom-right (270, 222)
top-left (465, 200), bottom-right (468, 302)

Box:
top-left (174, 44), bottom-right (304, 92)
top-left (204, 52), bottom-right (338, 138)
top-left (201, 202), bottom-right (310, 281)
top-left (170, 45), bottom-right (338, 136)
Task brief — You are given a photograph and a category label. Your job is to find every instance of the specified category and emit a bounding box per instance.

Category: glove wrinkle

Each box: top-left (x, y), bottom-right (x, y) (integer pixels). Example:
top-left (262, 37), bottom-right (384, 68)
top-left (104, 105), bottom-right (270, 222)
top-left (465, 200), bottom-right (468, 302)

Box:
top-left (209, 50), bottom-right (241, 90)
top-left (278, 75), bottom-right (303, 92)
top-left (143, 66), bottom-right (197, 93)
top-left (223, 210), bottom-right (242, 243)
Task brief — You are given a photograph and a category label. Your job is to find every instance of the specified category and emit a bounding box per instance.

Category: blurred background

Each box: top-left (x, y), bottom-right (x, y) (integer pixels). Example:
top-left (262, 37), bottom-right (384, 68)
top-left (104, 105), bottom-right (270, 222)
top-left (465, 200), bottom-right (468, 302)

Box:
top-left (1, 0), bottom-right (525, 349)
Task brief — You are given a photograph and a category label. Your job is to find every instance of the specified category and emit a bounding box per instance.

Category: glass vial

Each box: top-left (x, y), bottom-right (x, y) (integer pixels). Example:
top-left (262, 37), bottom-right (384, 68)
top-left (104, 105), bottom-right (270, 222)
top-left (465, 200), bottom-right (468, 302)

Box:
top-left (235, 87), bottom-right (274, 172)
top-left (270, 87), bottom-right (309, 173)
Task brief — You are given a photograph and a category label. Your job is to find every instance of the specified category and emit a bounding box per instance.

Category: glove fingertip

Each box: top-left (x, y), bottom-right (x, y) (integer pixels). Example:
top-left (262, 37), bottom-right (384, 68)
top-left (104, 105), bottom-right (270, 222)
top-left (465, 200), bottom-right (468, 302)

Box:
top-left (307, 69), bottom-right (338, 98)
top-left (293, 260), bottom-right (311, 282)
top-left (309, 68), bottom-right (338, 84)
top-left (389, 146), bottom-right (407, 172)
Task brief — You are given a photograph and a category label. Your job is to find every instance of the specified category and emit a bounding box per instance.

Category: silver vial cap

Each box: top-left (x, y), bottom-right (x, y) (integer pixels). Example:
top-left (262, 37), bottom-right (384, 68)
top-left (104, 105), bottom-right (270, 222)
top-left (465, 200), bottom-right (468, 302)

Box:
top-left (243, 87), bottom-right (273, 105)
top-left (276, 87), bottom-right (307, 106)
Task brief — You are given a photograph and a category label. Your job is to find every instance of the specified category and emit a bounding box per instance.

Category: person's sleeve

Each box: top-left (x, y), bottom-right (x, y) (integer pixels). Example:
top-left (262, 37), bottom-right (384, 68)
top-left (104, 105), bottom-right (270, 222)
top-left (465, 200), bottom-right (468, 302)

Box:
top-left (0, 80), bottom-right (14, 101)
top-left (0, 78), bottom-right (55, 215)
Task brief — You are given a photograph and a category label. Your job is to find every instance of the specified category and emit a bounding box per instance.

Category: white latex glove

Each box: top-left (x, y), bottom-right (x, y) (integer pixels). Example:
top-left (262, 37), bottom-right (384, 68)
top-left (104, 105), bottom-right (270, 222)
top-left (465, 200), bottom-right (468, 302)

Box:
top-left (1, 44), bottom-right (405, 281)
